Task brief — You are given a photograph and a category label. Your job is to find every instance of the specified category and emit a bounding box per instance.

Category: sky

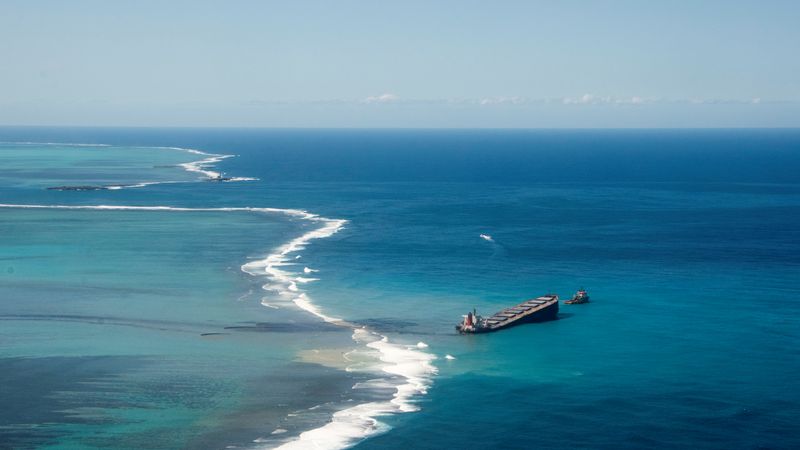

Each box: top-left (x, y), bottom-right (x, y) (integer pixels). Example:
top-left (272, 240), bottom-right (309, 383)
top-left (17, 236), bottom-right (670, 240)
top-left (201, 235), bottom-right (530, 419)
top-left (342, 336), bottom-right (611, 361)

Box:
top-left (1, 0), bottom-right (799, 128)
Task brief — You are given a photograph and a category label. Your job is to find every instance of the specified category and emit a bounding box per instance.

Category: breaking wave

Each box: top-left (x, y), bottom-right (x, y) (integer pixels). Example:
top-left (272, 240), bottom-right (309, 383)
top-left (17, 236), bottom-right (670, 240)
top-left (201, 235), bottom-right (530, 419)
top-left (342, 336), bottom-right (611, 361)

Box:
top-left (272, 327), bottom-right (436, 450)
top-left (0, 202), bottom-right (437, 450)
top-left (2, 142), bottom-right (258, 190)
top-left (240, 211), bottom-right (438, 450)
top-left (113, 145), bottom-right (260, 185)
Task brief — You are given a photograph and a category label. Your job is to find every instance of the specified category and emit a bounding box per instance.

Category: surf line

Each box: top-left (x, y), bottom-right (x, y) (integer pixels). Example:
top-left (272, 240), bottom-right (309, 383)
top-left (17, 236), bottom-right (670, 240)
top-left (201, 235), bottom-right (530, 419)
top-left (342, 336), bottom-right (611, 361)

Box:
top-left (241, 219), bottom-right (439, 450)
top-left (4, 142), bottom-right (258, 190)
top-left (100, 146), bottom-right (258, 188)
top-left (155, 146), bottom-right (259, 183)
top-left (0, 203), bottom-right (438, 450)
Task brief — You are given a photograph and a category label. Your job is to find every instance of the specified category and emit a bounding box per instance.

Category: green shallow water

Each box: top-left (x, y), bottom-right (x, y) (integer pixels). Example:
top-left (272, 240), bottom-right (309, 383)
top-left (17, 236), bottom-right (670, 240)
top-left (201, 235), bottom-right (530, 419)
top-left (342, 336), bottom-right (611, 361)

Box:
top-left (0, 143), bottom-right (201, 189)
top-left (0, 144), bottom-right (365, 449)
top-left (2, 129), bottom-right (800, 450)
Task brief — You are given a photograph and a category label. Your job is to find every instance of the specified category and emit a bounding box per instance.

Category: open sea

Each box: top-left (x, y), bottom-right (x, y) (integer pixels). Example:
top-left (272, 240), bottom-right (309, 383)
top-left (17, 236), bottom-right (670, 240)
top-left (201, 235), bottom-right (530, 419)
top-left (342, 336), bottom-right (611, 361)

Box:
top-left (1, 128), bottom-right (799, 449)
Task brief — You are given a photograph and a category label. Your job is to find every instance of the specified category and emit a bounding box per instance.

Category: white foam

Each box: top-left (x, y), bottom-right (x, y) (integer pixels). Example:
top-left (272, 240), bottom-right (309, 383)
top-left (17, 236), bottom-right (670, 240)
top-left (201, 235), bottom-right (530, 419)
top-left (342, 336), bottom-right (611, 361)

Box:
top-left (0, 202), bottom-right (436, 450)
top-left (232, 208), bottom-right (438, 450)
top-left (0, 204), bottom-right (313, 216)
top-left (8, 142), bottom-right (259, 189)
top-left (445, 354), bottom-right (456, 360)
top-left (178, 152), bottom-right (234, 180)
top-left (292, 293), bottom-right (344, 325)
top-left (107, 180), bottom-right (188, 190)
top-left (294, 277), bottom-right (318, 283)
top-left (273, 401), bottom-right (390, 450)
top-left (352, 379), bottom-right (397, 390)
top-left (271, 329), bottom-right (437, 450)
top-left (480, 233), bottom-right (494, 242)
top-left (239, 211), bottom-right (347, 320)
top-left (166, 147), bottom-right (260, 183)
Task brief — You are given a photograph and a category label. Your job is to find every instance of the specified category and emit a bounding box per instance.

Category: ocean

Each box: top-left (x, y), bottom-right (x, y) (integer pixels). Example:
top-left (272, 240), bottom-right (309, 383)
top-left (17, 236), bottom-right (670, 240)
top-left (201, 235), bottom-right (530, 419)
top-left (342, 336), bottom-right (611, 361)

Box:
top-left (1, 128), bottom-right (799, 449)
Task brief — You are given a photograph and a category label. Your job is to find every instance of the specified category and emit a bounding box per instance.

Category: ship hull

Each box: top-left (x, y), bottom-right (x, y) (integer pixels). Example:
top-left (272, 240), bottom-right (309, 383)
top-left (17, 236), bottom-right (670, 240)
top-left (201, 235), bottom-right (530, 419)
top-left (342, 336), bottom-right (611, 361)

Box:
top-left (484, 301), bottom-right (558, 332)
top-left (457, 295), bottom-right (559, 334)
top-left (564, 298), bottom-right (589, 305)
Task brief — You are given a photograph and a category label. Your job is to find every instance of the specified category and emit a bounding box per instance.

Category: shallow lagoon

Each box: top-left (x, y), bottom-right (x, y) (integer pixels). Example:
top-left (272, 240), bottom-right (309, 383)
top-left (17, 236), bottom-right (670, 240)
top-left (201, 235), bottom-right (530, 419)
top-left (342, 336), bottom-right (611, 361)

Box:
top-left (1, 129), bottom-right (799, 449)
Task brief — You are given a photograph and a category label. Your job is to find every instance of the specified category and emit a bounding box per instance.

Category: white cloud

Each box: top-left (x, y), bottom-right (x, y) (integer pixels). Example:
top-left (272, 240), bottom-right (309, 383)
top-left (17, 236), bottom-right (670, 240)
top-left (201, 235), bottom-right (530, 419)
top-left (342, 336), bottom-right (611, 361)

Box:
top-left (363, 93), bottom-right (399, 104)
top-left (242, 94), bottom-right (775, 108)
top-left (686, 97), bottom-right (766, 105)
top-left (561, 94), bottom-right (654, 105)
top-left (562, 94), bottom-right (607, 105)
top-left (478, 96), bottom-right (527, 106)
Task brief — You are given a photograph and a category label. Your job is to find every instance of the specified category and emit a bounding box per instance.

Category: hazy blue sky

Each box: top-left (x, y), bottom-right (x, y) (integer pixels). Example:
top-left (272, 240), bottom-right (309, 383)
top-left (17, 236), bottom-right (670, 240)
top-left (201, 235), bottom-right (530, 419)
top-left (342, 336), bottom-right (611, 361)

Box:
top-left (1, 0), bottom-right (798, 127)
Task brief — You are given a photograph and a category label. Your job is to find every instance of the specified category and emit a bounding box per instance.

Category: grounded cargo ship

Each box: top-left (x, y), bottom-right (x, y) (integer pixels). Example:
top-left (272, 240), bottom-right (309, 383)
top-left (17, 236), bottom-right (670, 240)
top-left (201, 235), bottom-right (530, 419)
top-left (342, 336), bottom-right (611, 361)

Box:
top-left (456, 294), bottom-right (559, 334)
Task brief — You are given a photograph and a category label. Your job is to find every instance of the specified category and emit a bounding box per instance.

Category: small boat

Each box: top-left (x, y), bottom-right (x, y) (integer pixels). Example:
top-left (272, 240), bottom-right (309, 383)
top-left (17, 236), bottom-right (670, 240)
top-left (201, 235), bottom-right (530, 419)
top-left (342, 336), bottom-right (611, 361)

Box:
top-left (564, 288), bottom-right (590, 305)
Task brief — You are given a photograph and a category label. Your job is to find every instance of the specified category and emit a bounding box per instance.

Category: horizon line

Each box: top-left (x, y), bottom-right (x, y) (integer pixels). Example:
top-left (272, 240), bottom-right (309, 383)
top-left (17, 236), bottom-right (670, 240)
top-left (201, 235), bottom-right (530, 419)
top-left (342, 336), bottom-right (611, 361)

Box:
top-left (2, 125), bottom-right (800, 131)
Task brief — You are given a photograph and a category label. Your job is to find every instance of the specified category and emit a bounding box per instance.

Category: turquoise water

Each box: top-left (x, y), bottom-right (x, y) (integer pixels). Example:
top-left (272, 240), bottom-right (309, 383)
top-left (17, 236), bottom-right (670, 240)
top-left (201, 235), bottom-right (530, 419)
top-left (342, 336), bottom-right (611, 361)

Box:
top-left (0, 143), bottom-right (198, 190)
top-left (1, 129), bottom-right (799, 449)
top-left (0, 142), bottom-right (366, 449)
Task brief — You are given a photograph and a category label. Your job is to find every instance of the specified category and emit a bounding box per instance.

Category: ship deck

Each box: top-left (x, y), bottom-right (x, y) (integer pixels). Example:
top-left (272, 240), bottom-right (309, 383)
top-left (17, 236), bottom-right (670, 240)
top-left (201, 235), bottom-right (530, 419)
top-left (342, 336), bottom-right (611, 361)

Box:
top-left (482, 294), bottom-right (559, 331)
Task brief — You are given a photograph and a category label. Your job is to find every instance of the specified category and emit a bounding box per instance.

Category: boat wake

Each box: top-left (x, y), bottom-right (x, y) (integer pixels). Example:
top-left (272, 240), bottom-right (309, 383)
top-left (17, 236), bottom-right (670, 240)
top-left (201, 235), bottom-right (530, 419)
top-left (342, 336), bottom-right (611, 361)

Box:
top-left (0, 202), bottom-right (437, 450)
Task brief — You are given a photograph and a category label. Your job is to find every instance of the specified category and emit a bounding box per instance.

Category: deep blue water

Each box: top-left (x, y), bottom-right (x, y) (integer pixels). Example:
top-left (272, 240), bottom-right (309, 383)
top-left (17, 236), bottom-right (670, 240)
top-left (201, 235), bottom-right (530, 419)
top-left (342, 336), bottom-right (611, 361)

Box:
top-left (1, 128), bottom-right (799, 449)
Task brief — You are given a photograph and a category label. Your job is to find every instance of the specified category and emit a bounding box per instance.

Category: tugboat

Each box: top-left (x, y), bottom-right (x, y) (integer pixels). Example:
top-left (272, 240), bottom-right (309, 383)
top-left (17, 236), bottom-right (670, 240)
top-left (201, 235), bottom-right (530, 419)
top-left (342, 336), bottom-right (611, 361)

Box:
top-left (564, 288), bottom-right (590, 304)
